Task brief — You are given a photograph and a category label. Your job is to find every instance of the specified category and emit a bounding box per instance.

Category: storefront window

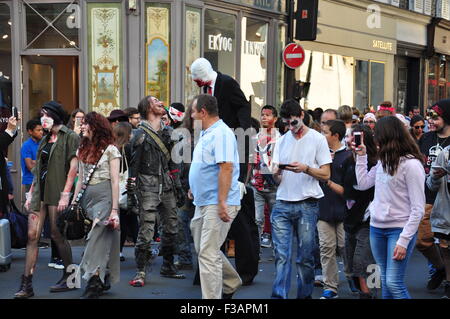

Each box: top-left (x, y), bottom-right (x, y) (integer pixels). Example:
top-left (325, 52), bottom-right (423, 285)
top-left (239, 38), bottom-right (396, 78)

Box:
top-left (146, 3), bottom-right (171, 106)
top-left (240, 17), bottom-right (267, 118)
top-left (0, 2), bottom-right (13, 132)
top-left (276, 24), bottom-right (286, 109)
top-left (224, 0), bottom-right (287, 13)
top-left (370, 61), bottom-right (385, 110)
top-left (24, 1), bottom-right (80, 49)
top-left (87, 2), bottom-right (123, 116)
top-left (204, 9), bottom-right (236, 78)
top-left (185, 6), bottom-right (201, 105)
top-left (428, 57), bottom-right (438, 106)
top-left (355, 60), bottom-right (369, 110)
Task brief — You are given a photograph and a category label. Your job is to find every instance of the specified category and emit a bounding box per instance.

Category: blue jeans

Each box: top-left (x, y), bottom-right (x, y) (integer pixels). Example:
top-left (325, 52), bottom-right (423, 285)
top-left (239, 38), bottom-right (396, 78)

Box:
top-left (176, 209), bottom-right (194, 265)
top-left (270, 200), bottom-right (319, 299)
top-left (370, 226), bottom-right (417, 299)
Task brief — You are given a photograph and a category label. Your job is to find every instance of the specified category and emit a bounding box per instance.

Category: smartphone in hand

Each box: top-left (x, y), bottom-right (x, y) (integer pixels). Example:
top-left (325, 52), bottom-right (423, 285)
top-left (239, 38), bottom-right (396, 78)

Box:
top-left (354, 132), bottom-right (362, 147)
top-left (278, 164), bottom-right (290, 170)
top-left (12, 106), bottom-right (18, 118)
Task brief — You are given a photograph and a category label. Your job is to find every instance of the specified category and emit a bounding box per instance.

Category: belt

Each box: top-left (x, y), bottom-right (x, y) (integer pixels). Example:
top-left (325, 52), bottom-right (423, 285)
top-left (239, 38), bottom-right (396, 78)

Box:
top-left (281, 197), bottom-right (318, 204)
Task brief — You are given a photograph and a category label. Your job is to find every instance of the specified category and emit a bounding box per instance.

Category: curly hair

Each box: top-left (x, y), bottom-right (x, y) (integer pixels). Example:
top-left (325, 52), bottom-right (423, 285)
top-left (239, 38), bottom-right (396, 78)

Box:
top-left (78, 112), bottom-right (114, 164)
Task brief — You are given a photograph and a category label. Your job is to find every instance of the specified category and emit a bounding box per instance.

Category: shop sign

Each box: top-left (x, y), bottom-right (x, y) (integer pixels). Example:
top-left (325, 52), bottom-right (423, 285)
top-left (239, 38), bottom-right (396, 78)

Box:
top-left (283, 43), bottom-right (305, 69)
top-left (222, 0), bottom-right (286, 13)
top-left (372, 40), bottom-right (394, 52)
top-left (243, 40), bottom-right (266, 56)
top-left (208, 34), bottom-right (233, 52)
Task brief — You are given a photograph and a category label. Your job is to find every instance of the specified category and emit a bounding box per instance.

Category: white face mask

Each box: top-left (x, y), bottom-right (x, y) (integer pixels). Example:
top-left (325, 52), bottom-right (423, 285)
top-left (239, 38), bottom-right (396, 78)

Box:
top-left (41, 115), bottom-right (54, 130)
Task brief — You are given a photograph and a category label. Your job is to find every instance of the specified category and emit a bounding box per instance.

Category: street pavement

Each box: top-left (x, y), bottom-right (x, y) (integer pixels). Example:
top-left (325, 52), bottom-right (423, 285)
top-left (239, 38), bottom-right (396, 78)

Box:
top-left (0, 240), bottom-right (446, 299)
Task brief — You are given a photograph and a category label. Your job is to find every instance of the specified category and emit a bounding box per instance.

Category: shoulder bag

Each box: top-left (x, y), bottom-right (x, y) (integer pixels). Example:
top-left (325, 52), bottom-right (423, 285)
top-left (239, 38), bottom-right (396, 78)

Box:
top-left (57, 149), bottom-right (105, 240)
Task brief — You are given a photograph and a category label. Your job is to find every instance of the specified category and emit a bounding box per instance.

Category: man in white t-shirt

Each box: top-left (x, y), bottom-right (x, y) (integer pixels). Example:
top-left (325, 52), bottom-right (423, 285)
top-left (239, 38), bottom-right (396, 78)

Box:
top-left (271, 99), bottom-right (332, 299)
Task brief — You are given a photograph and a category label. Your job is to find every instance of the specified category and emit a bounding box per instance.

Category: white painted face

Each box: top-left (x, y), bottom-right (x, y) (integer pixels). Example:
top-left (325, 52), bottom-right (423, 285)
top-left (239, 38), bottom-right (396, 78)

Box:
top-left (40, 114), bottom-right (54, 130)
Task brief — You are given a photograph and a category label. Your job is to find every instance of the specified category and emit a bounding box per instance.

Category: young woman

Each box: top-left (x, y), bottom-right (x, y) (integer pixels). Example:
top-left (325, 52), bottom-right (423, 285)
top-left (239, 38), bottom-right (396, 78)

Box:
top-left (67, 108), bottom-right (85, 135)
top-left (342, 124), bottom-right (377, 299)
top-left (409, 115), bottom-right (425, 142)
top-left (112, 121), bottom-right (138, 262)
top-left (16, 101), bottom-right (79, 299)
top-left (73, 112), bottom-right (121, 299)
top-left (355, 116), bottom-right (425, 299)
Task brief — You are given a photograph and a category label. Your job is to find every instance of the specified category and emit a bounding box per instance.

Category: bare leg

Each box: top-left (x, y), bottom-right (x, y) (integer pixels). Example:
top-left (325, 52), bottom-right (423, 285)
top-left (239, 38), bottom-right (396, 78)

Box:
top-left (47, 206), bottom-right (73, 269)
top-left (24, 203), bottom-right (48, 276)
top-left (358, 277), bottom-right (370, 294)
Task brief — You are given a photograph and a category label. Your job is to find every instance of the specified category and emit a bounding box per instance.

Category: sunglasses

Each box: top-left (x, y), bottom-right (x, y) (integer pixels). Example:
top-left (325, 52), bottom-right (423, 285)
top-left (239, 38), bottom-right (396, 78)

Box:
top-left (414, 125), bottom-right (425, 129)
top-left (363, 120), bottom-right (375, 124)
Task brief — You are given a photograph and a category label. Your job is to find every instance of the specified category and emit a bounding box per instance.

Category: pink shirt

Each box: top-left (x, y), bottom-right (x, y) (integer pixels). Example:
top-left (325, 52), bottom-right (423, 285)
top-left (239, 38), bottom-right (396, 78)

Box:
top-left (356, 155), bottom-right (425, 249)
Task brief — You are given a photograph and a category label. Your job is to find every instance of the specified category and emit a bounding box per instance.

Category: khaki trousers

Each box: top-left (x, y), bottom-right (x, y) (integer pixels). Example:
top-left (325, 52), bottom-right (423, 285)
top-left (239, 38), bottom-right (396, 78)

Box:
top-left (190, 204), bottom-right (242, 299)
top-left (317, 220), bottom-right (346, 293)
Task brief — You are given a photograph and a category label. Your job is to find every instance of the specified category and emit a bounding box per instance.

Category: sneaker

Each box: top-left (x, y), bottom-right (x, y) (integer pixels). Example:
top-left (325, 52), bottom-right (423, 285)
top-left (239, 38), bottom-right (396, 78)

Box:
top-left (53, 259), bottom-right (64, 270)
top-left (48, 258), bottom-right (57, 268)
top-left (129, 272), bottom-right (146, 287)
top-left (260, 233), bottom-right (272, 248)
top-left (427, 268), bottom-right (446, 290)
top-left (320, 290), bottom-right (338, 299)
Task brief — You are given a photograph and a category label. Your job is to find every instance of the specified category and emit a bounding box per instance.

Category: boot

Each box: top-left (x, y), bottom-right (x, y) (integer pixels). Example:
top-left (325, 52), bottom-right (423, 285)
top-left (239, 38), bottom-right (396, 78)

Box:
top-left (14, 275), bottom-right (34, 299)
top-left (49, 270), bottom-right (75, 293)
top-left (129, 271), bottom-right (146, 287)
top-left (80, 275), bottom-right (103, 299)
top-left (160, 257), bottom-right (186, 279)
top-left (101, 273), bottom-right (111, 293)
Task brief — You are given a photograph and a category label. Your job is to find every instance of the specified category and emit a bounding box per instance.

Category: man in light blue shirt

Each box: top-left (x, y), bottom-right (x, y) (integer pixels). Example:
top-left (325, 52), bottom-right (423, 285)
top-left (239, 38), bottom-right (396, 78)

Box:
top-left (189, 94), bottom-right (242, 299)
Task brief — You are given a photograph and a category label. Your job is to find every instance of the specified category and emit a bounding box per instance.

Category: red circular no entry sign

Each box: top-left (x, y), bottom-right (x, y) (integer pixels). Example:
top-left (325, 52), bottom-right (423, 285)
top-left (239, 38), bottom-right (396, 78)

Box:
top-left (283, 43), bottom-right (305, 69)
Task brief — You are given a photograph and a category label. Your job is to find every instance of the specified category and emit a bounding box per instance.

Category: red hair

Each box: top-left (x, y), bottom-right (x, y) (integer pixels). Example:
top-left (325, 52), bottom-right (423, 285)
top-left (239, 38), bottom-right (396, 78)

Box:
top-left (78, 112), bottom-right (114, 164)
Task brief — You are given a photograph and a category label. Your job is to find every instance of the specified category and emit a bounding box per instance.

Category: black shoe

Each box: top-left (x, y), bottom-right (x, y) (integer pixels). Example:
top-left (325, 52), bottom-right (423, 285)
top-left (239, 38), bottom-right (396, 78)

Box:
top-left (427, 268), bottom-right (446, 290)
top-left (222, 291), bottom-right (235, 299)
top-left (442, 281), bottom-right (450, 299)
top-left (14, 275), bottom-right (34, 299)
top-left (100, 274), bottom-right (111, 294)
top-left (120, 255), bottom-right (125, 262)
top-left (160, 262), bottom-right (186, 279)
top-left (174, 261), bottom-right (193, 270)
top-left (80, 275), bottom-right (103, 299)
top-left (49, 278), bottom-right (75, 293)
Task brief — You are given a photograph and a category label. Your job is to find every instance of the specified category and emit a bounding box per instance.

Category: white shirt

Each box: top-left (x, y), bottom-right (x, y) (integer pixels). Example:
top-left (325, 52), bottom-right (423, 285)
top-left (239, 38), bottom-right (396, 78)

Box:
top-left (205, 72), bottom-right (218, 95)
top-left (273, 128), bottom-right (332, 201)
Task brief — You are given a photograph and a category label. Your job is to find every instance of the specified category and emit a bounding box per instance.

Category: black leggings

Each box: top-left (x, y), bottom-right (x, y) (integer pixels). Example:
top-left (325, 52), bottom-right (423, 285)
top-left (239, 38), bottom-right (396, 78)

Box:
top-left (119, 209), bottom-right (139, 252)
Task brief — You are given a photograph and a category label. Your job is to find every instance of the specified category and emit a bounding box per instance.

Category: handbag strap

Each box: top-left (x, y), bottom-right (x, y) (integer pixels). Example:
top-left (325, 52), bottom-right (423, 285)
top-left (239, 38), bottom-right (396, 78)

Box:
top-left (73, 148), bottom-right (106, 205)
top-left (140, 125), bottom-right (170, 161)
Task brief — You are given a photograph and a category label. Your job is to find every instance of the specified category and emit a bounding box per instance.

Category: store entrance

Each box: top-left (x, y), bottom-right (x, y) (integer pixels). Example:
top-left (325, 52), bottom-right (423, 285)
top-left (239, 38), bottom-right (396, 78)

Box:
top-left (22, 55), bottom-right (79, 122)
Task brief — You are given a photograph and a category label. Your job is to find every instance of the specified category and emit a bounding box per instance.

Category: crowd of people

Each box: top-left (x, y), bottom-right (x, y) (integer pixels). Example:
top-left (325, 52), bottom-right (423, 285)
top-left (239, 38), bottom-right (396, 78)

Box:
top-left (1, 57), bottom-right (450, 300)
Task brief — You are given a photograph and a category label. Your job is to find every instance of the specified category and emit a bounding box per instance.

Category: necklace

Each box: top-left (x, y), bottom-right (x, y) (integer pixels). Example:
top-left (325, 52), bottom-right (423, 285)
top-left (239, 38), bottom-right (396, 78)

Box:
top-left (437, 135), bottom-right (450, 147)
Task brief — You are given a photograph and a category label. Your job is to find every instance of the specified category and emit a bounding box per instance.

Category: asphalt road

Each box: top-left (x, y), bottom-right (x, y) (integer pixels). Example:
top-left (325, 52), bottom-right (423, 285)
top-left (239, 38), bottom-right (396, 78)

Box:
top-left (0, 241), bottom-right (446, 299)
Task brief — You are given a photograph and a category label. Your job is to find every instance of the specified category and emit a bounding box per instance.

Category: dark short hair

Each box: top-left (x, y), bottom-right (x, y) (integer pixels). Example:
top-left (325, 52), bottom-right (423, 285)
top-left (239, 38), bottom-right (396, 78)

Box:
top-left (261, 105), bottom-right (278, 118)
top-left (26, 119), bottom-right (41, 131)
top-left (123, 107), bottom-right (139, 117)
top-left (324, 119), bottom-right (346, 140)
top-left (194, 94), bottom-right (218, 116)
top-left (137, 96), bottom-right (152, 119)
top-left (280, 99), bottom-right (303, 118)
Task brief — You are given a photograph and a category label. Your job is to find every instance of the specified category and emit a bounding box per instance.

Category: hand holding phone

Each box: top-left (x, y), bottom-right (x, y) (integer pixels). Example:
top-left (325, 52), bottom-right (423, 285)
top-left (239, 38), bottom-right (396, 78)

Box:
top-left (354, 132), bottom-right (362, 147)
top-left (12, 106), bottom-right (18, 119)
top-left (278, 164), bottom-right (290, 170)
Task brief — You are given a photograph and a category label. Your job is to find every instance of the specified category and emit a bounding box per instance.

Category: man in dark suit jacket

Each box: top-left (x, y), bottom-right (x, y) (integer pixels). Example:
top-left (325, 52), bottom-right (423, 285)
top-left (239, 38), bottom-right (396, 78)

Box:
top-left (190, 58), bottom-right (251, 130)
top-left (0, 115), bottom-right (18, 218)
top-left (190, 58), bottom-right (259, 287)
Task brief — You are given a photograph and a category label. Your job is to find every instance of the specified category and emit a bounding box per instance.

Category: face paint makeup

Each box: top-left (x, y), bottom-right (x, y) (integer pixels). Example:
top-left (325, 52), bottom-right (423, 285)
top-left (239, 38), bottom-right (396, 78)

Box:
top-left (41, 115), bottom-right (54, 130)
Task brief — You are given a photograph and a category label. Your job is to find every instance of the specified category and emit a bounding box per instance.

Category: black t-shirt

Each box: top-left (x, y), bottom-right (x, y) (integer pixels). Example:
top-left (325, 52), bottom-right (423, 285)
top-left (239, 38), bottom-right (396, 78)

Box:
top-left (419, 132), bottom-right (450, 204)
